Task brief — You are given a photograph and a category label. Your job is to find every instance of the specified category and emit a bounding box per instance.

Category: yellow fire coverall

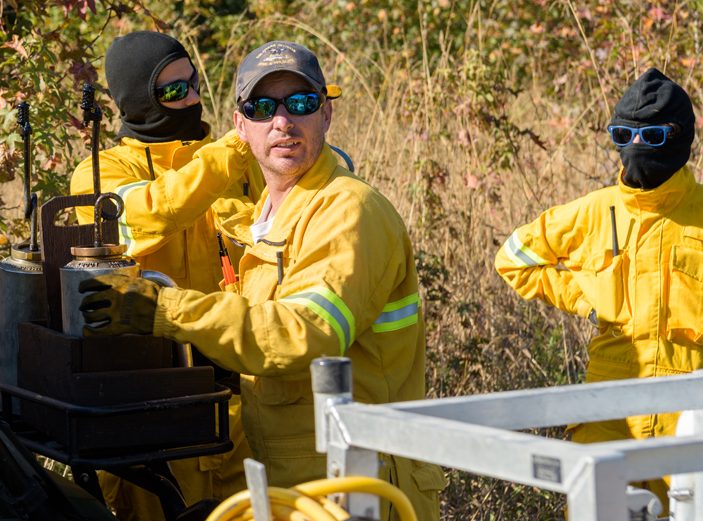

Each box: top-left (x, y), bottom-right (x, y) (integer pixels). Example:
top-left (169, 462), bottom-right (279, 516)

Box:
top-left (71, 128), bottom-right (264, 520)
top-left (152, 145), bottom-right (447, 521)
top-left (495, 166), bottom-right (703, 506)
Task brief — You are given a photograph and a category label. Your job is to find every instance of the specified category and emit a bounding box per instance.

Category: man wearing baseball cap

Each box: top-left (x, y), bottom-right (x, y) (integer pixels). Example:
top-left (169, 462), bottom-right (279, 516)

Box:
top-left (79, 40), bottom-right (445, 520)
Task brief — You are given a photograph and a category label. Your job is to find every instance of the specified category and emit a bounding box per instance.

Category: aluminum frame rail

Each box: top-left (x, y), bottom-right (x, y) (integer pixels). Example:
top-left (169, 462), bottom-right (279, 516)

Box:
top-left (311, 361), bottom-right (703, 521)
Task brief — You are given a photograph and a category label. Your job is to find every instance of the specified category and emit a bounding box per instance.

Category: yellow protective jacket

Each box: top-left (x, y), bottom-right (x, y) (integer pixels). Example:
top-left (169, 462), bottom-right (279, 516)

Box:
top-left (495, 166), bottom-right (703, 501)
top-left (154, 145), bottom-right (446, 520)
top-left (70, 129), bottom-right (265, 520)
top-left (71, 128), bottom-right (265, 291)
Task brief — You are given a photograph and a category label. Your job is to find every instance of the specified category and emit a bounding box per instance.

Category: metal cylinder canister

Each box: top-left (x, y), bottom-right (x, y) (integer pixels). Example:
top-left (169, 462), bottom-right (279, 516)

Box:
top-left (60, 244), bottom-right (138, 337)
top-left (0, 245), bottom-right (46, 412)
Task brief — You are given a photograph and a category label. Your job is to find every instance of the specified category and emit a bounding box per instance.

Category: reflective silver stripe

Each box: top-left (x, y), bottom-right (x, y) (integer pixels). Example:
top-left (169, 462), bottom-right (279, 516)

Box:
top-left (374, 294), bottom-right (418, 322)
top-left (281, 287), bottom-right (354, 354)
top-left (375, 303), bottom-right (417, 323)
top-left (505, 231), bottom-right (548, 268)
top-left (115, 181), bottom-right (149, 255)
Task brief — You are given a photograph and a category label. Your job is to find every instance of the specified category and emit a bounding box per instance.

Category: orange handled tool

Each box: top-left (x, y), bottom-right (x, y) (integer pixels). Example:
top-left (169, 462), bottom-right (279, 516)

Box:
top-left (217, 232), bottom-right (237, 285)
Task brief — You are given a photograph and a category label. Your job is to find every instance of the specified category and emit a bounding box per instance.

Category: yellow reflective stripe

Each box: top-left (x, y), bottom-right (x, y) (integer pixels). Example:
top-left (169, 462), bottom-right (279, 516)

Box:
top-left (115, 181), bottom-right (149, 255)
top-left (281, 286), bottom-right (355, 355)
top-left (372, 293), bottom-right (419, 333)
top-left (381, 292), bottom-right (418, 312)
top-left (373, 314), bottom-right (418, 333)
top-left (504, 230), bottom-right (548, 268)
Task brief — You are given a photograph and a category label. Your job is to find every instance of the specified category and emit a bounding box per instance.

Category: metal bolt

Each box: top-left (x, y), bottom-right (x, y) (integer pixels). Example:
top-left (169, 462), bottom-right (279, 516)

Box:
top-left (669, 488), bottom-right (694, 501)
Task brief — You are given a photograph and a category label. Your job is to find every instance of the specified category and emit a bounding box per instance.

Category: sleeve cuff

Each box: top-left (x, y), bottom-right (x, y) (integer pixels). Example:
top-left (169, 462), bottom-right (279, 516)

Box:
top-left (153, 287), bottom-right (182, 337)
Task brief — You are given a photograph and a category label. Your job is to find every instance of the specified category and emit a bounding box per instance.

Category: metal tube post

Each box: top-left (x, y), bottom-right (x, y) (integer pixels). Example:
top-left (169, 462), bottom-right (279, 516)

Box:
top-left (311, 357), bottom-right (353, 454)
top-left (311, 357), bottom-right (380, 519)
top-left (566, 454), bottom-right (628, 521)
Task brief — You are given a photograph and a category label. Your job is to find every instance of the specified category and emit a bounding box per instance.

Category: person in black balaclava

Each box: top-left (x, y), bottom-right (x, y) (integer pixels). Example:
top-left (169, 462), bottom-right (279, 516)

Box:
top-left (105, 30), bottom-right (204, 142)
top-left (70, 30), bottom-right (262, 521)
top-left (609, 67), bottom-right (695, 189)
top-left (496, 65), bottom-right (700, 515)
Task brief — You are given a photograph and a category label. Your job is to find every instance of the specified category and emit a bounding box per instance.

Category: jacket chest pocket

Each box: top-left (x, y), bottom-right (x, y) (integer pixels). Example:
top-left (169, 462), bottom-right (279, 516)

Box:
top-left (667, 245), bottom-right (703, 345)
top-left (240, 242), bottom-right (291, 303)
top-left (586, 251), bottom-right (631, 325)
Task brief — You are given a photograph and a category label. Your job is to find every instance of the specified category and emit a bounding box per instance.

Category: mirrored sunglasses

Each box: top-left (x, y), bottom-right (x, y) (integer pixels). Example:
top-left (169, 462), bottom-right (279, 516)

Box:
top-left (155, 70), bottom-right (200, 103)
top-left (239, 92), bottom-right (323, 121)
top-left (607, 125), bottom-right (675, 147)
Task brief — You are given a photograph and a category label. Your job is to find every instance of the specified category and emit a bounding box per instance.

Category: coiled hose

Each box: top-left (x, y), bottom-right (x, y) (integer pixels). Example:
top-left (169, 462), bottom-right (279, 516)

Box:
top-left (205, 475), bottom-right (418, 521)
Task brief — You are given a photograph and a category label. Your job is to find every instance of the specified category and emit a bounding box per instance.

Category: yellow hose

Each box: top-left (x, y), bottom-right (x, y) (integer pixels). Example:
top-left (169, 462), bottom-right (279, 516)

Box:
top-left (206, 487), bottom-right (337, 521)
top-left (314, 496), bottom-right (350, 520)
top-left (205, 475), bottom-right (417, 521)
top-left (219, 504), bottom-right (306, 521)
top-left (295, 476), bottom-right (418, 521)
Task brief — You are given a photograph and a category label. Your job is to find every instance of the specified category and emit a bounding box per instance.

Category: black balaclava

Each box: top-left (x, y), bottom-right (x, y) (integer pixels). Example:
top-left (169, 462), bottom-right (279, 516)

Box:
top-left (105, 31), bottom-right (204, 143)
top-left (610, 67), bottom-right (695, 189)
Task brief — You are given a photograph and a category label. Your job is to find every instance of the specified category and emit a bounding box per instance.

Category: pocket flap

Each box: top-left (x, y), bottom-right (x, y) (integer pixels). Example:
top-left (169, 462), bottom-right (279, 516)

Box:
top-left (684, 226), bottom-right (703, 243)
top-left (254, 376), bottom-right (311, 405)
top-left (412, 461), bottom-right (447, 492)
top-left (672, 245), bottom-right (703, 282)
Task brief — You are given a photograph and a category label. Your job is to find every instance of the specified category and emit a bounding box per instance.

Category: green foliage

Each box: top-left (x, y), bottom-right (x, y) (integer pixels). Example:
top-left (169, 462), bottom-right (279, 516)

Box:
top-left (0, 0), bottom-right (164, 239)
top-left (415, 249), bottom-right (450, 304)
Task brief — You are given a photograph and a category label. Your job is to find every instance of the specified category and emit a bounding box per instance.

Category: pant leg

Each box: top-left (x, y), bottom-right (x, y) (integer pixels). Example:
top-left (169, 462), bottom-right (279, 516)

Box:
top-left (379, 454), bottom-right (446, 521)
top-left (570, 418), bottom-right (669, 513)
top-left (170, 395), bottom-right (252, 503)
top-left (98, 471), bottom-right (165, 521)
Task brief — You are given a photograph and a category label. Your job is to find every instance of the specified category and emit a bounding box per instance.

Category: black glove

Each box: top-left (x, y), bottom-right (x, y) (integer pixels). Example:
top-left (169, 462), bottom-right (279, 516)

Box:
top-left (79, 274), bottom-right (160, 336)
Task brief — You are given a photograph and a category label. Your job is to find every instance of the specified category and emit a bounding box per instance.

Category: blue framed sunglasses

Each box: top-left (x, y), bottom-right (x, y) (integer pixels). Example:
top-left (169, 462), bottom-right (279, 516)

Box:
top-left (607, 125), bottom-right (676, 147)
top-left (239, 92), bottom-right (323, 121)
top-left (155, 70), bottom-right (199, 103)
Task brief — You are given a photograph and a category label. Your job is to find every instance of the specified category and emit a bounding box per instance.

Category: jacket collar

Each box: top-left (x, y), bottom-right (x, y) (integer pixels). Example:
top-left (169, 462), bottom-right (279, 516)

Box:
top-left (252, 144), bottom-right (338, 245)
top-left (120, 123), bottom-right (212, 170)
top-left (618, 165), bottom-right (694, 215)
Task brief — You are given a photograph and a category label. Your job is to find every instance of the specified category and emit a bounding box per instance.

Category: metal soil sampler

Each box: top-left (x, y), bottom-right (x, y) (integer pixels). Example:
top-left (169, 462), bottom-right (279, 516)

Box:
top-left (0, 102), bottom-right (46, 411)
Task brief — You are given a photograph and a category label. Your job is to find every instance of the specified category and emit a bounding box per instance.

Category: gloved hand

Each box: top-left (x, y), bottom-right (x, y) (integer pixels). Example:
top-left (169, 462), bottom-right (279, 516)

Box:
top-left (78, 274), bottom-right (160, 336)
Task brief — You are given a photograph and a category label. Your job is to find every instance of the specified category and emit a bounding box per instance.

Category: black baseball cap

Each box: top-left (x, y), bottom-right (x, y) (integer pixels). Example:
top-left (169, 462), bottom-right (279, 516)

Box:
top-left (235, 41), bottom-right (341, 102)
